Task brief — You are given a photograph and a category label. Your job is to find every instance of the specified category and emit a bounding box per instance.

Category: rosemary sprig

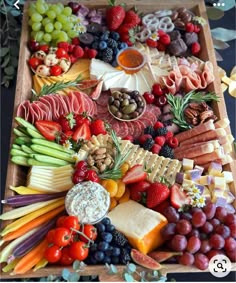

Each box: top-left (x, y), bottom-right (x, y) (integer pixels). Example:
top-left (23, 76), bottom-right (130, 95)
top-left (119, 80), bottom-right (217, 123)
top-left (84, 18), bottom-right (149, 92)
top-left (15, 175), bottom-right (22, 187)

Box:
top-left (166, 91), bottom-right (219, 130)
top-left (99, 130), bottom-right (131, 180)
top-left (31, 75), bottom-right (82, 100)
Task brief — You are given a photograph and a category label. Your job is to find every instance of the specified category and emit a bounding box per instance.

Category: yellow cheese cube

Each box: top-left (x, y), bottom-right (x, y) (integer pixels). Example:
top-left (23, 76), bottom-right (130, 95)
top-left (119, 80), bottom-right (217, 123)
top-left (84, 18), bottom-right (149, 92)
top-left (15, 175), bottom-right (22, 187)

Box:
top-left (182, 158), bottom-right (194, 171)
top-left (108, 200), bottom-right (167, 254)
top-left (211, 189), bottom-right (227, 205)
top-left (199, 175), bottom-right (213, 185)
top-left (202, 187), bottom-right (211, 200)
top-left (208, 162), bottom-right (222, 176)
top-left (214, 177), bottom-right (226, 190)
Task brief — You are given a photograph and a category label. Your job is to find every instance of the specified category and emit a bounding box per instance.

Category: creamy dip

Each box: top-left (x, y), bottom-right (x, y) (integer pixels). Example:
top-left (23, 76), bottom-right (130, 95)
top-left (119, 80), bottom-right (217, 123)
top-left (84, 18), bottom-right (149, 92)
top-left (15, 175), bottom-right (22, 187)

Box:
top-left (65, 181), bottom-right (110, 224)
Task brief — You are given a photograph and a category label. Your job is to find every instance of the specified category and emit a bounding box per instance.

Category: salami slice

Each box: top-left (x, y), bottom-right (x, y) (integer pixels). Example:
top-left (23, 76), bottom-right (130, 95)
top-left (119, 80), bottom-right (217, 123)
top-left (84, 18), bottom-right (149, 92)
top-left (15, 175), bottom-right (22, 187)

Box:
top-left (111, 120), bottom-right (121, 137)
top-left (127, 121), bottom-right (135, 136)
top-left (118, 121), bottom-right (129, 138)
top-left (132, 120), bottom-right (143, 138)
top-left (97, 92), bottom-right (109, 106)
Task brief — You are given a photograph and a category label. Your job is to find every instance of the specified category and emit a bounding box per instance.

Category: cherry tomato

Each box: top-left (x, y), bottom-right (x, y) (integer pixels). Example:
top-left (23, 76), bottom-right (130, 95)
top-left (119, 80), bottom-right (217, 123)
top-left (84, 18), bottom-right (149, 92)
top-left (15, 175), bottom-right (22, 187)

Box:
top-left (28, 57), bottom-right (42, 69)
top-left (39, 44), bottom-right (49, 53)
top-left (50, 65), bottom-right (62, 76)
top-left (59, 247), bottom-right (74, 265)
top-left (63, 216), bottom-right (80, 233)
top-left (56, 216), bottom-right (67, 227)
top-left (56, 47), bottom-right (68, 58)
top-left (46, 229), bottom-right (56, 244)
top-left (44, 245), bottom-right (62, 263)
top-left (80, 224), bottom-right (97, 243)
top-left (53, 227), bottom-right (71, 247)
top-left (69, 241), bottom-right (89, 261)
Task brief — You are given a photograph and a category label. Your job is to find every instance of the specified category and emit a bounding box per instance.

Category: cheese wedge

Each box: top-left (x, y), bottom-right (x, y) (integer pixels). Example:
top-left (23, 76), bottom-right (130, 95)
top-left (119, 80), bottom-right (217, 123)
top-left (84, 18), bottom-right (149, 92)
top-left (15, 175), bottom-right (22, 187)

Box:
top-left (108, 200), bottom-right (167, 254)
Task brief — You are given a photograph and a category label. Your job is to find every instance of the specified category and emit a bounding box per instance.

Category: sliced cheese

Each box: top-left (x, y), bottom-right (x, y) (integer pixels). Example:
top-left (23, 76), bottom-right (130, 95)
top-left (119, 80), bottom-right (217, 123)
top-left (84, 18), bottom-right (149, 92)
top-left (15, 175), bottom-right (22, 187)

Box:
top-left (108, 200), bottom-right (167, 254)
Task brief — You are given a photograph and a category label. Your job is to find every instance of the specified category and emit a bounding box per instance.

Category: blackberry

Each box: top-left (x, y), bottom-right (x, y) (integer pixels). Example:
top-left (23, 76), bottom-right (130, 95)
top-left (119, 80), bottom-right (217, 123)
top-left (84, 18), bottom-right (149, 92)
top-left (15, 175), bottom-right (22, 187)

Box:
top-left (100, 31), bottom-right (110, 41)
top-left (91, 41), bottom-right (99, 50)
top-left (110, 31), bottom-right (120, 41)
top-left (155, 127), bottom-right (168, 137)
top-left (107, 38), bottom-right (118, 49)
top-left (102, 48), bottom-right (113, 63)
top-left (159, 144), bottom-right (174, 158)
top-left (143, 138), bottom-right (154, 151)
top-left (144, 126), bottom-right (155, 137)
top-left (119, 248), bottom-right (132, 264)
top-left (111, 230), bottom-right (128, 247)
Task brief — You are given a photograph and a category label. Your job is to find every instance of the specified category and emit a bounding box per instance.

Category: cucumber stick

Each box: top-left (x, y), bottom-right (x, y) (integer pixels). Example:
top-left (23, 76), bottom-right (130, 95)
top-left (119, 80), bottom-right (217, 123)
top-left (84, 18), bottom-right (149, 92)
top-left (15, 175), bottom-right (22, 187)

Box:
top-left (31, 138), bottom-right (75, 154)
top-left (15, 117), bottom-right (39, 132)
top-left (10, 149), bottom-right (29, 157)
top-left (21, 145), bottom-right (34, 154)
top-left (13, 128), bottom-right (28, 137)
top-left (15, 136), bottom-right (31, 145)
top-left (31, 144), bottom-right (74, 163)
top-left (12, 144), bottom-right (21, 150)
top-left (27, 158), bottom-right (59, 167)
top-left (11, 156), bottom-right (29, 166)
top-left (31, 154), bottom-right (69, 166)
top-left (26, 128), bottom-right (44, 139)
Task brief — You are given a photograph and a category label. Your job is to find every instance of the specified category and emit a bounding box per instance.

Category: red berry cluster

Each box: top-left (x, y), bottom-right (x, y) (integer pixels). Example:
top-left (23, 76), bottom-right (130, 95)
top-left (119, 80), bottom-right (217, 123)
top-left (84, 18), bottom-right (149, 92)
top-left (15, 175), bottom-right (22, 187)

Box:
top-left (73, 160), bottom-right (100, 184)
top-left (185, 23), bottom-right (201, 55)
top-left (146, 30), bottom-right (171, 51)
top-left (143, 83), bottom-right (168, 107)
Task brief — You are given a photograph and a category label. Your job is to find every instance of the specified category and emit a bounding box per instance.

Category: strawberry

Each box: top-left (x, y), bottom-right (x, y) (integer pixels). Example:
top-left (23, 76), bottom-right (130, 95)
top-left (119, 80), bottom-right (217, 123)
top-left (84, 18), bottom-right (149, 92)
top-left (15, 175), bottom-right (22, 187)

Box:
top-left (129, 180), bottom-right (150, 202)
top-left (122, 164), bottom-right (147, 184)
top-left (154, 136), bottom-right (166, 147)
top-left (154, 121), bottom-right (164, 129)
top-left (123, 135), bottom-right (134, 142)
top-left (72, 123), bottom-right (91, 141)
top-left (106, 0), bottom-right (126, 31)
top-left (139, 134), bottom-right (152, 144)
top-left (123, 10), bottom-right (141, 27)
top-left (87, 48), bottom-right (98, 59)
top-left (185, 22), bottom-right (195, 33)
top-left (73, 46), bottom-right (84, 58)
top-left (191, 42), bottom-right (201, 55)
top-left (72, 37), bottom-right (80, 46)
top-left (165, 131), bottom-right (174, 141)
top-left (194, 25), bottom-right (201, 33)
top-left (35, 120), bottom-right (62, 141)
top-left (159, 34), bottom-right (170, 45)
top-left (153, 199), bottom-right (170, 214)
top-left (74, 113), bottom-right (91, 127)
top-left (60, 130), bottom-right (73, 145)
top-left (69, 54), bottom-right (77, 64)
top-left (58, 113), bottom-right (76, 132)
top-left (146, 38), bottom-right (158, 48)
top-left (90, 119), bottom-right (107, 136)
top-left (167, 137), bottom-right (179, 148)
top-left (170, 183), bottom-right (191, 209)
top-left (151, 144), bottom-right (161, 154)
top-left (57, 42), bottom-right (69, 52)
top-left (117, 23), bottom-right (134, 45)
top-left (146, 183), bottom-right (170, 208)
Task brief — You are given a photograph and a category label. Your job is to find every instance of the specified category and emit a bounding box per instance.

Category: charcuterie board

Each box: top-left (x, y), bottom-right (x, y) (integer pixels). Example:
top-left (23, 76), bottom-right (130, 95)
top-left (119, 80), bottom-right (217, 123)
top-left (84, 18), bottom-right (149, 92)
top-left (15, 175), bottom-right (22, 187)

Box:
top-left (1, 0), bottom-right (236, 280)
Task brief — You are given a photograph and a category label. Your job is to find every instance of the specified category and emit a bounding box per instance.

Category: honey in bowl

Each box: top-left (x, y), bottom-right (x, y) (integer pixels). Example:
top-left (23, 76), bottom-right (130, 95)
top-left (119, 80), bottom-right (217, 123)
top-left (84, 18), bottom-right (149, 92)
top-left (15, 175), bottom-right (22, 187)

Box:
top-left (117, 48), bottom-right (146, 74)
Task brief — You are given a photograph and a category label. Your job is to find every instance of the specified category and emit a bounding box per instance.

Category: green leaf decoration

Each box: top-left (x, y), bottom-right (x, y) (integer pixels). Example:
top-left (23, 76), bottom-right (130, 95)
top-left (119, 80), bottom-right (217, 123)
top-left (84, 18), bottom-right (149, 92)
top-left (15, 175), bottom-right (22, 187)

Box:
top-left (0, 47), bottom-right (9, 57)
top-left (158, 275), bottom-right (167, 282)
top-left (126, 263), bottom-right (136, 273)
top-left (72, 260), bottom-right (81, 271)
top-left (61, 268), bottom-right (71, 281)
top-left (214, 50), bottom-right (223, 61)
top-left (123, 272), bottom-right (135, 282)
top-left (216, 0), bottom-right (235, 11)
top-left (211, 28), bottom-right (236, 42)
top-left (4, 65), bottom-right (15, 75)
top-left (1, 56), bottom-right (10, 68)
top-left (206, 7), bottom-right (224, 20)
top-left (68, 272), bottom-right (80, 282)
top-left (9, 8), bottom-right (21, 17)
top-left (213, 38), bottom-right (230, 50)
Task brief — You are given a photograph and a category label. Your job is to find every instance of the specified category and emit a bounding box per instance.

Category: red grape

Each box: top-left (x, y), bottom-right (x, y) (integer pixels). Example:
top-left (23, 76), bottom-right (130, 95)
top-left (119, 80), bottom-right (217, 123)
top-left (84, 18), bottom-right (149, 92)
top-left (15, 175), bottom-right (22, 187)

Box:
top-left (176, 219), bottom-right (192, 235)
top-left (171, 235), bottom-right (187, 252)
top-left (224, 237), bottom-right (236, 252)
top-left (191, 207), bottom-right (202, 214)
top-left (180, 212), bottom-right (192, 221)
top-left (188, 229), bottom-right (200, 238)
top-left (206, 249), bottom-right (224, 260)
top-left (224, 213), bottom-right (236, 226)
top-left (179, 252), bottom-right (194, 266)
top-left (192, 211), bottom-right (206, 227)
top-left (187, 236), bottom-right (201, 254)
top-left (229, 223), bottom-right (236, 238)
top-left (215, 224), bottom-right (231, 239)
top-left (161, 223), bottom-right (176, 240)
top-left (194, 253), bottom-right (209, 270)
top-left (226, 249), bottom-right (236, 262)
top-left (209, 234), bottom-right (225, 249)
top-left (215, 207), bottom-right (227, 222)
top-left (209, 218), bottom-right (220, 229)
top-left (163, 207), bottom-right (180, 223)
top-left (200, 222), bottom-right (213, 234)
top-left (200, 233), bottom-right (208, 240)
top-left (200, 240), bottom-right (211, 254)
top-left (203, 202), bottom-right (216, 220)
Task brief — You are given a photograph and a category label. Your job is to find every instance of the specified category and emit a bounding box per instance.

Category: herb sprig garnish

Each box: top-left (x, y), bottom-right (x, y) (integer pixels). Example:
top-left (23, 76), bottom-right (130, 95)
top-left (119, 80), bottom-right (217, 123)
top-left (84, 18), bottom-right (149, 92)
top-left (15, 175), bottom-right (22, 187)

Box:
top-left (166, 91), bottom-right (219, 130)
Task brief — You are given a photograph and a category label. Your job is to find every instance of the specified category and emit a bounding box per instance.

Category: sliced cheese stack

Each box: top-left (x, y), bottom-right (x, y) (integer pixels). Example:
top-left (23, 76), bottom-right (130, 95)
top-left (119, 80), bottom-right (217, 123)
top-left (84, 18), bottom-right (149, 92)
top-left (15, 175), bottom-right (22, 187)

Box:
top-left (108, 200), bottom-right (168, 254)
top-left (27, 165), bottom-right (74, 192)
top-left (120, 140), bottom-right (182, 185)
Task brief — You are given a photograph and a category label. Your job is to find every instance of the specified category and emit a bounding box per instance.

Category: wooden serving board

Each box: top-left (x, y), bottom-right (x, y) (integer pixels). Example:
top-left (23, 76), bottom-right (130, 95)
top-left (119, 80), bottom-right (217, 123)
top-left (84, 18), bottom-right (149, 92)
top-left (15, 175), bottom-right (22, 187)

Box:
top-left (1, 0), bottom-right (236, 280)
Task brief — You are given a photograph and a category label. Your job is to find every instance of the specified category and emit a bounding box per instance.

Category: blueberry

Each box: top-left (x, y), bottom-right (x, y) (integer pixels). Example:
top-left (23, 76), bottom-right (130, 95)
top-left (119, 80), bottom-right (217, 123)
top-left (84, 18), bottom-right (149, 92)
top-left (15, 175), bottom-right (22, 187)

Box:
top-left (98, 241), bottom-right (109, 251)
top-left (94, 251), bottom-right (105, 262)
top-left (112, 247), bottom-right (121, 257)
top-left (118, 42), bottom-right (128, 50)
top-left (113, 47), bottom-right (119, 56)
top-left (90, 243), bottom-right (98, 252)
top-left (102, 255), bottom-right (111, 264)
top-left (101, 232), bottom-right (113, 243)
top-left (111, 256), bottom-right (120, 264)
top-left (106, 224), bottom-right (115, 232)
top-left (91, 41), bottom-right (99, 49)
top-left (100, 31), bottom-right (110, 41)
top-left (110, 32), bottom-right (120, 41)
top-left (105, 246), bottom-right (113, 256)
top-left (101, 218), bottom-right (111, 225)
top-left (111, 60), bottom-right (118, 67)
top-left (99, 41), bottom-right (108, 50)
top-left (96, 223), bottom-right (105, 233)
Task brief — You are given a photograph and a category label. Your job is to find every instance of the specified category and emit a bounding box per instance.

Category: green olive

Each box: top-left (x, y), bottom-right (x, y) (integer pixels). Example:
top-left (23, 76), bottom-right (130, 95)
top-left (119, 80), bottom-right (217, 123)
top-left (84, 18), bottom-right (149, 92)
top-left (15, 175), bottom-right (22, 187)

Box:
top-left (108, 96), bottom-right (114, 104)
top-left (122, 114), bottom-right (130, 120)
top-left (122, 99), bottom-right (129, 107)
top-left (114, 100), bottom-right (120, 108)
top-left (116, 112), bottom-right (123, 118)
top-left (122, 104), bottom-right (137, 114)
top-left (131, 111), bottom-right (139, 118)
top-left (110, 105), bottom-right (118, 114)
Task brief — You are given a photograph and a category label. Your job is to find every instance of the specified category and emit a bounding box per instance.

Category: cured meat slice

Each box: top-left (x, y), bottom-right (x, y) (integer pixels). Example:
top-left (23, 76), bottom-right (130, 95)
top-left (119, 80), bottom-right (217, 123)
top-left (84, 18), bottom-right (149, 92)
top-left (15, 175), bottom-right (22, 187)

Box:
top-left (28, 103), bottom-right (39, 124)
top-left (111, 120), bottom-right (121, 137)
top-left (120, 121), bottom-right (129, 138)
top-left (132, 120), bottom-right (143, 138)
top-left (127, 121), bottom-right (135, 136)
top-left (56, 95), bottom-right (70, 115)
top-left (38, 97), bottom-right (53, 120)
top-left (96, 92), bottom-right (109, 106)
top-left (34, 101), bottom-right (50, 120)
top-left (74, 92), bottom-right (85, 114)
top-left (32, 102), bottom-right (44, 120)
top-left (69, 92), bottom-right (79, 113)
top-left (63, 94), bottom-right (73, 114)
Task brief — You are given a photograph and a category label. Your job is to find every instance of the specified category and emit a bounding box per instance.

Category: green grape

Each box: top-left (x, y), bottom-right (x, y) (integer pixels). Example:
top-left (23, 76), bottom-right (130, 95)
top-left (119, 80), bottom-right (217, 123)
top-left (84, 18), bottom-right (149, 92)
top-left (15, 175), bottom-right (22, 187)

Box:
top-left (42, 17), bottom-right (51, 26)
top-left (32, 22), bottom-right (42, 31)
top-left (51, 5), bottom-right (61, 15)
top-left (54, 21), bottom-right (62, 30)
top-left (51, 30), bottom-right (60, 39)
top-left (31, 13), bottom-right (43, 22)
top-left (28, 7), bottom-right (37, 17)
top-left (62, 7), bottom-right (72, 16)
top-left (28, 19), bottom-right (33, 26)
top-left (68, 30), bottom-right (78, 38)
top-left (70, 15), bottom-right (78, 23)
top-left (58, 31), bottom-right (68, 42)
top-left (31, 31), bottom-right (37, 39)
top-left (36, 2), bottom-right (46, 14)
top-left (62, 22), bottom-right (73, 32)
top-left (43, 33), bottom-right (52, 42)
top-left (57, 14), bottom-right (68, 24)
top-left (44, 3), bottom-right (49, 11)
top-left (37, 0), bottom-right (45, 4)
top-left (57, 3), bottom-right (64, 11)
top-left (35, 31), bottom-right (44, 42)
top-left (45, 23), bottom-right (54, 33)
top-left (29, 3), bottom-right (36, 9)
top-left (47, 10), bottom-right (56, 20)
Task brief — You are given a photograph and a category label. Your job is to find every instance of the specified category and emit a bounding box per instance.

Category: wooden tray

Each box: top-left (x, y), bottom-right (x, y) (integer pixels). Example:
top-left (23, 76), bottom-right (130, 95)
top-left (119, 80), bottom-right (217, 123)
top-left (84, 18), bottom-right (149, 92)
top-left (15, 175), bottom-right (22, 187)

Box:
top-left (1, 0), bottom-right (236, 280)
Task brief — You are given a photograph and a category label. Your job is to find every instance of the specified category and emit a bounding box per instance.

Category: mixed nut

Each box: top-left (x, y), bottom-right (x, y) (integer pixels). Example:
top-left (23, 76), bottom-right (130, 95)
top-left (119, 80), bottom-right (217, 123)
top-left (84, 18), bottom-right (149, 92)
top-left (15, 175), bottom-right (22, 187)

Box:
top-left (108, 90), bottom-right (145, 120)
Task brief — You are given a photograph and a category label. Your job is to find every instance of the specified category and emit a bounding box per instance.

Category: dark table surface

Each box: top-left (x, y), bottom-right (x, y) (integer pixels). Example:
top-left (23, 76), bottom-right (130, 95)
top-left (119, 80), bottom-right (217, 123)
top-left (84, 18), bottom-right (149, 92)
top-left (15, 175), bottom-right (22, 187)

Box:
top-left (0, 5), bottom-right (235, 282)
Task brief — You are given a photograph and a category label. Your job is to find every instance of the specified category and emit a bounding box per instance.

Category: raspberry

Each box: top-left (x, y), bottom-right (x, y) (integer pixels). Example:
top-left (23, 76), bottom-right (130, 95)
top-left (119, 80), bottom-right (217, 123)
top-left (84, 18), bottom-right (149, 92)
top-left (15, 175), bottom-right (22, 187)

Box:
top-left (157, 42), bottom-right (166, 51)
top-left (154, 121), bottom-right (164, 129)
top-left (87, 49), bottom-right (98, 59)
top-left (165, 131), bottom-right (174, 141)
top-left (72, 37), bottom-right (80, 46)
top-left (167, 137), bottom-right (179, 148)
top-left (185, 22), bottom-right (195, 33)
top-left (57, 42), bottom-right (69, 52)
top-left (146, 38), bottom-right (158, 48)
top-left (69, 54), bottom-right (77, 64)
top-left (159, 34), bottom-right (171, 45)
top-left (151, 144), bottom-right (161, 154)
top-left (191, 42), bottom-right (201, 55)
top-left (154, 136), bottom-right (165, 147)
top-left (143, 92), bottom-right (155, 104)
top-left (68, 44), bottom-right (75, 54)
top-left (139, 134), bottom-right (152, 144)
top-left (194, 25), bottom-right (201, 33)
top-left (152, 83), bottom-right (163, 96)
top-left (123, 135), bottom-right (134, 142)
top-left (73, 46), bottom-right (84, 58)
